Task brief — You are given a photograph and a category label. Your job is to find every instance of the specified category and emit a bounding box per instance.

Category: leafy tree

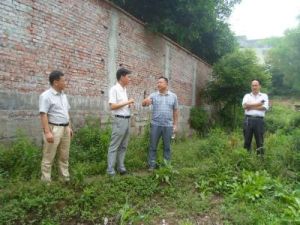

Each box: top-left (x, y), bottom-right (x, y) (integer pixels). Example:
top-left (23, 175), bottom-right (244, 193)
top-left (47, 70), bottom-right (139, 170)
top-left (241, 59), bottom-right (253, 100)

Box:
top-left (109, 0), bottom-right (240, 64)
top-left (191, 20), bottom-right (238, 64)
top-left (266, 19), bottom-right (300, 95)
top-left (267, 65), bottom-right (290, 96)
top-left (206, 49), bottom-right (271, 128)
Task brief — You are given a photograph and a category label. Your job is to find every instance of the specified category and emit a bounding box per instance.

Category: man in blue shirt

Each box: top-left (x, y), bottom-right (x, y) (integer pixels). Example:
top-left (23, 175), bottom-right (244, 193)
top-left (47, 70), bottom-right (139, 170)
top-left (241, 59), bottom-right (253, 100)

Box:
top-left (142, 76), bottom-right (178, 170)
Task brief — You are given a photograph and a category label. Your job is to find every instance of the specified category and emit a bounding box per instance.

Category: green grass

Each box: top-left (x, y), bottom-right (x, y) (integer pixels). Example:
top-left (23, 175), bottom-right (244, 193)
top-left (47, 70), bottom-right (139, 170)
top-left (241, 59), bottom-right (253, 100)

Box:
top-left (0, 104), bottom-right (300, 224)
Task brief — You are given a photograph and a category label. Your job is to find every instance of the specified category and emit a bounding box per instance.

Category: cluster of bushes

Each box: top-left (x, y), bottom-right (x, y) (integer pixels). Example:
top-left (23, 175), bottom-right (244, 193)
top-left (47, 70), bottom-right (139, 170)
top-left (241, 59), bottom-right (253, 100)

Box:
top-left (265, 103), bottom-right (300, 133)
top-left (0, 131), bottom-right (41, 181)
top-left (0, 118), bottom-right (151, 183)
top-left (175, 126), bottom-right (300, 224)
top-left (189, 107), bottom-right (210, 134)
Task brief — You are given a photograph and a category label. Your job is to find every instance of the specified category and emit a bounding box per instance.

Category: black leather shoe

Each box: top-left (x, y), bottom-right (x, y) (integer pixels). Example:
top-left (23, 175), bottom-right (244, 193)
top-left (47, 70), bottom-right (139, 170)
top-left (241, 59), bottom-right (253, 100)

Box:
top-left (119, 170), bottom-right (127, 176)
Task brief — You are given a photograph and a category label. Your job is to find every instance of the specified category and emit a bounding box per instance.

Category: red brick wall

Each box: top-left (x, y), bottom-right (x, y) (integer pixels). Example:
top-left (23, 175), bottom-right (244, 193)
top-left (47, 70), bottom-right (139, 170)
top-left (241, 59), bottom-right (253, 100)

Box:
top-left (1, 0), bottom-right (111, 95)
top-left (0, 0), bottom-right (212, 141)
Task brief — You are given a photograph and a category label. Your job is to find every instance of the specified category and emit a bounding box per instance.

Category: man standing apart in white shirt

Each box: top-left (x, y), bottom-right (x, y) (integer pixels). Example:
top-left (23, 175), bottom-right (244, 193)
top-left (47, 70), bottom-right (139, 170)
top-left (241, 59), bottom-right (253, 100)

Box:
top-left (242, 79), bottom-right (269, 155)
top-left (39, 70), bottom-right (73, 183)
top-left (107, 68), bottom-right (134, 176)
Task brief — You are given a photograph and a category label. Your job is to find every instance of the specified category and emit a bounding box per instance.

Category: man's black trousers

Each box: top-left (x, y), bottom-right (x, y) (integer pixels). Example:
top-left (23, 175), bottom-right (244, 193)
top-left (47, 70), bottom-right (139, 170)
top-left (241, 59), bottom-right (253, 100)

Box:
top-left (243, 116), bottom-right (265, 154)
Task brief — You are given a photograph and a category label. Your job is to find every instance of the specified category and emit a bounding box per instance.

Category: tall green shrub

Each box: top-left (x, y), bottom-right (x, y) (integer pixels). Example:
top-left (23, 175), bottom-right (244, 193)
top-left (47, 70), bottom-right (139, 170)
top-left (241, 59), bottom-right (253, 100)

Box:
top-left (0, 131), bottom-right (41, 180)
top-left (71, 118), bottom-right (111, 163)
top-left (189, 107), bottom-right (210, 134)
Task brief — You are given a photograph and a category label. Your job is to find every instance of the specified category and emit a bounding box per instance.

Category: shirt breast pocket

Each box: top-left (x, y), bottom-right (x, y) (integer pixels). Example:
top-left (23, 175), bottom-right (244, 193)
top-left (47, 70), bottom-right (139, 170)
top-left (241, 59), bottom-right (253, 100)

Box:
top-left (116, 93), bottom-right (125, 103)
top-left (153, 98), bottom-right (162, 106)
top-left (48, 100), bottom-right (56, 112)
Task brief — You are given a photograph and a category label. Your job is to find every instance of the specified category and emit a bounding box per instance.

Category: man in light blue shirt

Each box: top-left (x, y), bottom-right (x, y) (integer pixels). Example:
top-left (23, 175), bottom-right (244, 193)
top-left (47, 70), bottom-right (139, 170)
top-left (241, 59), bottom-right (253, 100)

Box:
top-left (39, 70), bottom-right (73, 182)
top-left (142, 76), bottom-right (178, 170)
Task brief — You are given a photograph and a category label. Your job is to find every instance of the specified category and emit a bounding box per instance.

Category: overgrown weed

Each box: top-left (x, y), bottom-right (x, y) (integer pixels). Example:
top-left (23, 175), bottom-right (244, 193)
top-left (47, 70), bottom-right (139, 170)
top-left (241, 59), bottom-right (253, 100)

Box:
top-left (1, 105), bottom-right (300, 224)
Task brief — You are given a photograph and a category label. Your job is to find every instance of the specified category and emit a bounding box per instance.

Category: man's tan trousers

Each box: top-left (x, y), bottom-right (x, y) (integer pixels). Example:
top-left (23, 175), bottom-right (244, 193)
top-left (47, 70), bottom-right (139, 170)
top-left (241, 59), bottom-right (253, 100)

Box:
top-left (41, 125), bottom-right (70, 182)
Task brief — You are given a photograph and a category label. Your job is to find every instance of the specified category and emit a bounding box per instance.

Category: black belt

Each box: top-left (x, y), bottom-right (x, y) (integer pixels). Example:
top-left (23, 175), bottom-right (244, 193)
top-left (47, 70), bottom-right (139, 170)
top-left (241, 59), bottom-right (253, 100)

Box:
top-left (115, 115), bottom-right (131, 119)
top-left (49, 122), bottom-right (69, 127)
top-left (245, 115), bottom-right (264, 119)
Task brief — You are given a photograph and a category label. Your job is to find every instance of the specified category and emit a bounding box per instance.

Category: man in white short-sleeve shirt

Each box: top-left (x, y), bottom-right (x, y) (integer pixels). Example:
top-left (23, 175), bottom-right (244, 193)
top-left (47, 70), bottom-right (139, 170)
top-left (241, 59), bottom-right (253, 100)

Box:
top-left (107, 68), bottom-right (134, 176)
top-left (242, 79), bottom-right (269, 155)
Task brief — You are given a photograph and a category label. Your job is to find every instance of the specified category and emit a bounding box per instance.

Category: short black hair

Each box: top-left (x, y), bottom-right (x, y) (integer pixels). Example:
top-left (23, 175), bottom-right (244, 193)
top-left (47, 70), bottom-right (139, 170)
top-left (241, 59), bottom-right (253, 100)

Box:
top-left (116, 68), bottom-right (131, 80)
top-left (158, 76), bottom-right (168, 84)
top-left (251, 79), bottom-right (261, 85)
top-left (49, 70), bottom-right (64, 85)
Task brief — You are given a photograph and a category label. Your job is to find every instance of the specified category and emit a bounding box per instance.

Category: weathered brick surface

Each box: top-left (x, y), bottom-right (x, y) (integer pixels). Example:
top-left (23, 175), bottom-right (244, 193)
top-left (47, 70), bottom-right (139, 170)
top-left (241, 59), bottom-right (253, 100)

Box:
top-left (0, 0), bottom-right (212, 142)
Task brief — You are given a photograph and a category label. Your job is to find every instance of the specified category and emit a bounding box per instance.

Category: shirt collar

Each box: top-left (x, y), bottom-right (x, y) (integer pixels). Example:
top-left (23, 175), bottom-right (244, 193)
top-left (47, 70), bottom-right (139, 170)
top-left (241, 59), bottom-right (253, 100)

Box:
top-left (116, 82), bottom-right (126, 91)
top-left (158, 90), bottom-right (170, 96)
top-left (50, 87), bottom-right (63, 95)
top-left (250, 92), bottom-right (261, 96)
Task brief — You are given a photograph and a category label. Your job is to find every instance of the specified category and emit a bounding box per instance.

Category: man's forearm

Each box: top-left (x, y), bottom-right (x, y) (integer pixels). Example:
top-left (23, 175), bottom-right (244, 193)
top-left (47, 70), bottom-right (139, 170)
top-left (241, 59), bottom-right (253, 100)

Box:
top-left (142, 98), bottom-right (151, 107)
top-left (243, 102), bottom-right (264, 110)
top-left (40, 113), bottom-right (50, 133)
top-left (110, 101), bottom-right (129, 110)
top-left (252, 105), bottom-right (266, 111)
top-left (173, 110), bottom-right (178, 126)
top-left (110, 98), bottom-right (134, 110)
top-left (68, 113), bottom-right (72, 128)
top-left (245, 104), bottom-right (265, 111)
